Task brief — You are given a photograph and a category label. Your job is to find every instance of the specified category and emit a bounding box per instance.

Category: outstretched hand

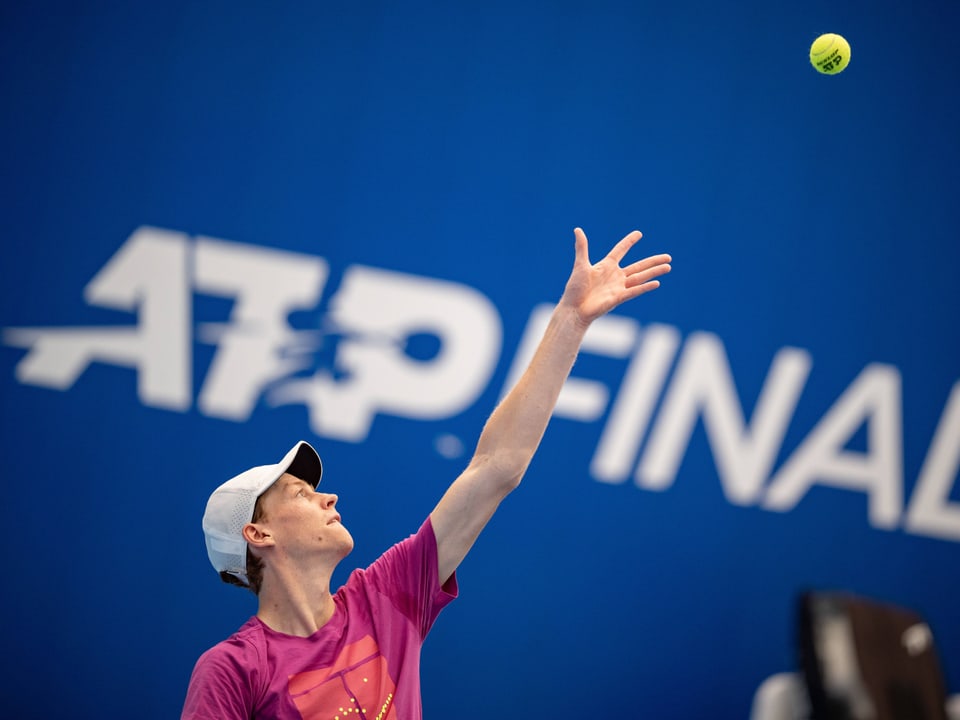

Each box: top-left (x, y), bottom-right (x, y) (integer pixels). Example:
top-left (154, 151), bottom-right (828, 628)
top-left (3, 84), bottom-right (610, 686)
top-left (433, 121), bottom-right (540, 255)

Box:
top-left (560, 227), bottom-right (672, 326)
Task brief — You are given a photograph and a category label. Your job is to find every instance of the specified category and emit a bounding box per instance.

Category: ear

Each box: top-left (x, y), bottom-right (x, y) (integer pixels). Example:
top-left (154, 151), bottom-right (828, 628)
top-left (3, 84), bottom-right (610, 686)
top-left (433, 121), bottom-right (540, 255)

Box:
top-left (242, 521), bottom-right (275, 549)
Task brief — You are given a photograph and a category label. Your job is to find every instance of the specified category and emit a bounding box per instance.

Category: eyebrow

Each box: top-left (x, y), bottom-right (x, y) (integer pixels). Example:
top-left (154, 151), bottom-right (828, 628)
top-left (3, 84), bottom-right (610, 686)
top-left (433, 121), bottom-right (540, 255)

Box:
top-left (282, 477), bottom-right (313, 493)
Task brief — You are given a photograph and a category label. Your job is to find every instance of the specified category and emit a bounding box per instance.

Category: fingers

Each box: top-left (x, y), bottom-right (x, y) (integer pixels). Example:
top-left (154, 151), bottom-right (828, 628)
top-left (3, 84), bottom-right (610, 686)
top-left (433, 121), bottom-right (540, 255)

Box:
top-left (623, 253), bottom-right (673, 276)
top-left (624, 258), bottom-right (672, 289)
top-left (625, 279), bottom-right (662, 297)
top-left (575, 228), bottom-right (671, 288)
top-left (607, 230), bottom-right (643, 263)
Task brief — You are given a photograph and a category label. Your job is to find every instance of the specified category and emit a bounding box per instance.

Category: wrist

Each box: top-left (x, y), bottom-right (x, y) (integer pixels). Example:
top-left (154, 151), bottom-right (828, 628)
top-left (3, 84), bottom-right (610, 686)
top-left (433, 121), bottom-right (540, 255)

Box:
top-left (554, 300), bottom-right (592, 335)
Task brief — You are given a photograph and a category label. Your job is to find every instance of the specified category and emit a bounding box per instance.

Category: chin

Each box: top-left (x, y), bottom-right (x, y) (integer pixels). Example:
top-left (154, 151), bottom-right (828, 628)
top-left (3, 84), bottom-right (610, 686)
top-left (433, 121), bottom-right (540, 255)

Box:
top-left (339, 530), bottom-right (355, 557)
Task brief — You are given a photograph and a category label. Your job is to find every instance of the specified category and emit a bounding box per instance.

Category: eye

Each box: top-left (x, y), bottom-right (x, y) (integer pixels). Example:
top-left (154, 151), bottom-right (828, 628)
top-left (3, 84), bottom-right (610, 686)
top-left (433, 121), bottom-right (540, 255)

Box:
top-left (296, 489), bottom-right (305, 497)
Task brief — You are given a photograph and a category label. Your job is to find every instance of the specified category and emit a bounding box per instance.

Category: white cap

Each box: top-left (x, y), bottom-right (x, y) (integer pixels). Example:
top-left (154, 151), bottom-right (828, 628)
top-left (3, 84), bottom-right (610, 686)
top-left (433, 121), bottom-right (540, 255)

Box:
top-left (202, 441), bottom-right (323, 585)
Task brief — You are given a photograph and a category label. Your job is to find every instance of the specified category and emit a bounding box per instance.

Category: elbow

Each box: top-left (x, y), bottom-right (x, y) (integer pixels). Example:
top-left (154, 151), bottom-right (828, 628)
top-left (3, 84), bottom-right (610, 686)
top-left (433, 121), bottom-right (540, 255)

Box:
top-left (470, 450), bottom-right (528, 494)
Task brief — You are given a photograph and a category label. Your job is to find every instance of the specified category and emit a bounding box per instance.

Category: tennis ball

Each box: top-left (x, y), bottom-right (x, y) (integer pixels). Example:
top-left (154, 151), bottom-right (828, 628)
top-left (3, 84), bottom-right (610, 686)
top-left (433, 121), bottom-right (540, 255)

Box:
top-left (810, 33), bottom-right (851, 75)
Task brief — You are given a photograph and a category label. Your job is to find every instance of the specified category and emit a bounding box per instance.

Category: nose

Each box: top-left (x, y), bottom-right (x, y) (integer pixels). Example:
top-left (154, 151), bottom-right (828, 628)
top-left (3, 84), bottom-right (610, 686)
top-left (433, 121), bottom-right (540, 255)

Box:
top-left (318, 492), bottom-right (338, 509)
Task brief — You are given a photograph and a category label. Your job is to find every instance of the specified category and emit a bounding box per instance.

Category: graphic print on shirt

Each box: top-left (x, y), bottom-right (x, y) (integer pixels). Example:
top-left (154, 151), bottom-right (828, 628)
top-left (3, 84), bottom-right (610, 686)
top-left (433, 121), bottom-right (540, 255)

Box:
top-left (287, 635), bottom-right (396, 720)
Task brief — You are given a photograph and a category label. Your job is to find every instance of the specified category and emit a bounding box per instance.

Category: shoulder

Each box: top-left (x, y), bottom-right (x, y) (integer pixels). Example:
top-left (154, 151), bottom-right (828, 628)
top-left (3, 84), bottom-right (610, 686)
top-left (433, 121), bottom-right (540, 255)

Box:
top-left (352, 518), bottom-right (438, 588)
top-left (338, 518), bottom-right (456, 629)
top-left (183, 619), bottom-right (266, 719)
top-left (189, 619), bottom-right (266, 690)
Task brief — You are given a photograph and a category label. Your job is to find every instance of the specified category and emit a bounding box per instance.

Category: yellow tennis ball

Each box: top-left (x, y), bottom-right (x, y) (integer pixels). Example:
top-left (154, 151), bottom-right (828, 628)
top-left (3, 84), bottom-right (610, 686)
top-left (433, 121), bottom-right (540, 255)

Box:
top-left (810, 33), bottom-right (851, 75)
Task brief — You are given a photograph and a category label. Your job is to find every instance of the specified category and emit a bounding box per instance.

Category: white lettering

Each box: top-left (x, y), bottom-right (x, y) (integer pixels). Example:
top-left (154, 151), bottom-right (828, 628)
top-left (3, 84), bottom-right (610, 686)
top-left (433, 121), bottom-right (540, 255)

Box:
top-left (904, 381), bottom-right (960, 541)
top-left (763, 364), bottom-right (903, 529)
top-left (270, 266), bottom-right (501, 441)
top-left (591, 324), bottom-right (681, 483)
top-left (3, 226), bottom-right (958, 546)
top-left (194, 236), bottom-right (328, 420)
top-left (637, 332), bottom-right (812, 505)
top-left (4, 227), bottom-right (191, 410)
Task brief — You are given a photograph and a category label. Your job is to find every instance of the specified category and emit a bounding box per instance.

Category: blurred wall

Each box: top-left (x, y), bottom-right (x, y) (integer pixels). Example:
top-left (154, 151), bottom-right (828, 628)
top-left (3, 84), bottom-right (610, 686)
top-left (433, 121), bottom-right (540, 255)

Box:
top-left (1, 2), bottom-right (958, 718)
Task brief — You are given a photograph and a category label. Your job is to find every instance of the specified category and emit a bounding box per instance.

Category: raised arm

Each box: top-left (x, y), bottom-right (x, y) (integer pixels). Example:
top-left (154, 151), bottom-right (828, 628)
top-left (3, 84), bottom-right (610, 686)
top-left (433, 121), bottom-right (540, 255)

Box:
top-left (430, 227), bottom-right (672, 583)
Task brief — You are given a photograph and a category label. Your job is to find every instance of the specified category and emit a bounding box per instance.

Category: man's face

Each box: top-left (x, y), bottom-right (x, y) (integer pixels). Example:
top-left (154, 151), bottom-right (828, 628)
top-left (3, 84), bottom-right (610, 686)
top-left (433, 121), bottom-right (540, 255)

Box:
top-left (254, 472), bottom-right (354, 564)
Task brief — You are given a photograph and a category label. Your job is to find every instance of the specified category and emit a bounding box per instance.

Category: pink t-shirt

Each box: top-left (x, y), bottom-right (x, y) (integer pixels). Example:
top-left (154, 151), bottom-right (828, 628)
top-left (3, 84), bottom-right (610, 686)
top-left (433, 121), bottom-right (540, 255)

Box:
top-left (182, 516), bottom-right (458, 720)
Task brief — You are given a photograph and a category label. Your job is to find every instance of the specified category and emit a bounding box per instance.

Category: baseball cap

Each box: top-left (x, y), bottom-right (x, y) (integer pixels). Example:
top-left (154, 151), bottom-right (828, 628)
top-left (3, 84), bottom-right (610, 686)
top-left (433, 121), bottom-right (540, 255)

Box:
top-left (202, 440), bottom-right (323, 584)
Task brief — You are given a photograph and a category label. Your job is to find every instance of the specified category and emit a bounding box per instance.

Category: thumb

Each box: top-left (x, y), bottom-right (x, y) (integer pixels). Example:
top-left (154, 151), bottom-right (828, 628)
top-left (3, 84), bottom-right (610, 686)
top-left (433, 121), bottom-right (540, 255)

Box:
top-left (573, 227), bottom-right (590, 268)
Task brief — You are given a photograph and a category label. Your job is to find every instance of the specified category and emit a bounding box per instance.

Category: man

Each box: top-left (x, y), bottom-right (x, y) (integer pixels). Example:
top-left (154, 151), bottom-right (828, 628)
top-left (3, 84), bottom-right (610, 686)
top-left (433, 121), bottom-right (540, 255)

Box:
top-left (182, 227), bottom-right (672, 719)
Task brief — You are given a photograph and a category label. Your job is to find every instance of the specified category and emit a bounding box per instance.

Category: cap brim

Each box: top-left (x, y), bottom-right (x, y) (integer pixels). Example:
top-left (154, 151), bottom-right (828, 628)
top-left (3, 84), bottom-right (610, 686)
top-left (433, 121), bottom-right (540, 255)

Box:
top-left (277, 440), bottom-right (323, 491)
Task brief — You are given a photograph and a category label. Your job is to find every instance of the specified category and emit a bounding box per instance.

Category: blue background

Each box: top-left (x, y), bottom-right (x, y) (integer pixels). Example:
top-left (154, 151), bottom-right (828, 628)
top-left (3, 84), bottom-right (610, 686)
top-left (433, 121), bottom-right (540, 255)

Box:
top-left (1, 2), bottom-right (958, 718)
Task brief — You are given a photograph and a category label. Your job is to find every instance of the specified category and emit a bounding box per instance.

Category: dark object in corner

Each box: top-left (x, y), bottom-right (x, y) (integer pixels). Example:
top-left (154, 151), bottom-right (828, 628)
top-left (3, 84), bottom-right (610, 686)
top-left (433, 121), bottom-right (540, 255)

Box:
top-left (798, 591), bottom-right (949, 720)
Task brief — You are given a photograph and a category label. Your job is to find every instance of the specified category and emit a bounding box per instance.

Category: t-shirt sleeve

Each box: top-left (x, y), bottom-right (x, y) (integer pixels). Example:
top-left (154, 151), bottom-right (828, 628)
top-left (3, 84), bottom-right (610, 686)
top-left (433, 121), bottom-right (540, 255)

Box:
top-left (360, 515), bottom-right (458, 638)
top-left (180, 637), bottom-right (260, 720)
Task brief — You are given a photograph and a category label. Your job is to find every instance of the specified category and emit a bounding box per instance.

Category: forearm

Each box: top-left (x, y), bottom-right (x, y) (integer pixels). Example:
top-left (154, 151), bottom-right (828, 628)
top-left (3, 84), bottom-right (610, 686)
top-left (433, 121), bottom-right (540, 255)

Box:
top-left (471, 301), bottom-right (588, 484)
